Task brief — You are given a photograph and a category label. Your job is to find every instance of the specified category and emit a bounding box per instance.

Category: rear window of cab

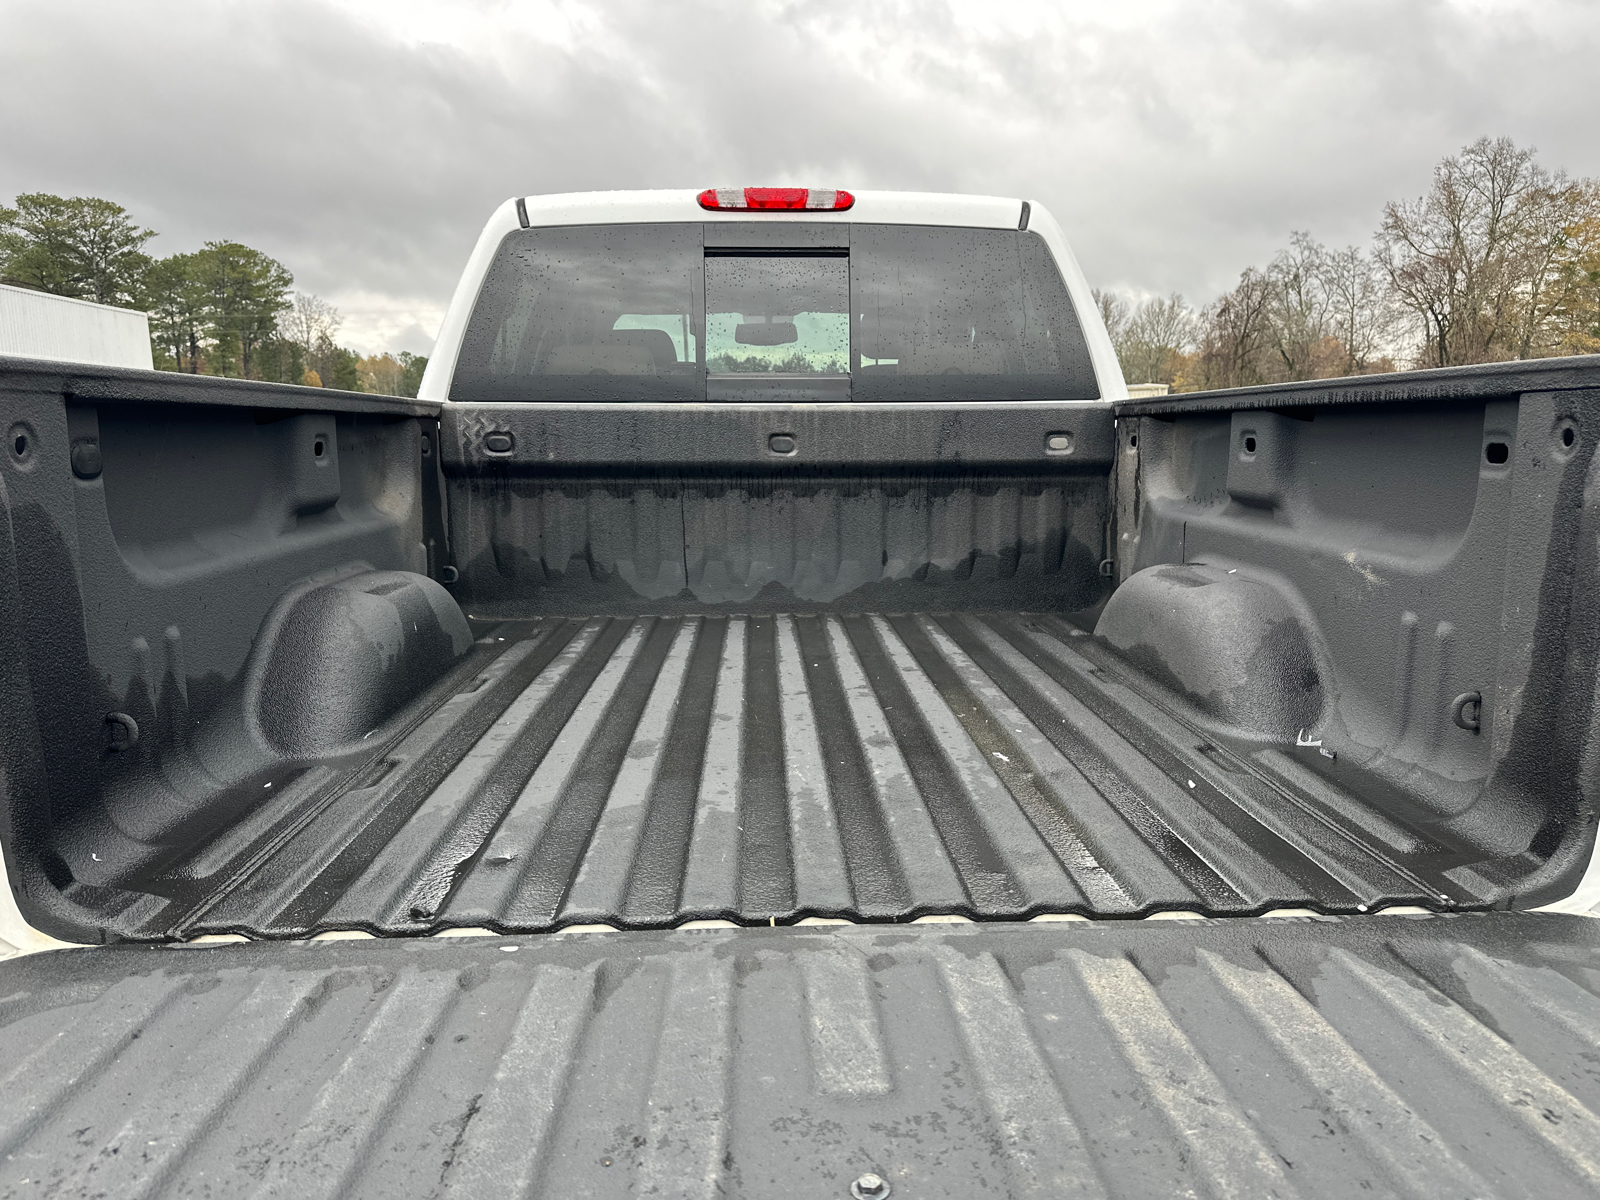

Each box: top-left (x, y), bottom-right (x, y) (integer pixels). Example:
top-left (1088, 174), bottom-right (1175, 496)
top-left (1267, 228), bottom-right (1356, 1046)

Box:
top-left (452, 222), bottom-right (1098, 402)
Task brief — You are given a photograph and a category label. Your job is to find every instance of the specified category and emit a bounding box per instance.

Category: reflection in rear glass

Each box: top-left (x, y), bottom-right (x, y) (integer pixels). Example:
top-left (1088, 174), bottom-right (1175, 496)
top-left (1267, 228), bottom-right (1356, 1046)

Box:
top-left (704, 256), bottom-right (849, 376)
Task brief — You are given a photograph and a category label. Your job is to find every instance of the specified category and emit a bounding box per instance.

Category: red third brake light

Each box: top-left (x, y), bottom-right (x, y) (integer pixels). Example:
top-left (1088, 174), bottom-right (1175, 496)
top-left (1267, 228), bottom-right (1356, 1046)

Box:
top-left (697, 187), bottom-right (855, 212)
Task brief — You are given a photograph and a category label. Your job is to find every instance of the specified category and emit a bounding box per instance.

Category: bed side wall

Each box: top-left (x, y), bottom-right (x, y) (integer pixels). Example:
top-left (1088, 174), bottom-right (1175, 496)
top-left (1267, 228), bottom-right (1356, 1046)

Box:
top-left (1113, 391), bottom-right (1600, 903)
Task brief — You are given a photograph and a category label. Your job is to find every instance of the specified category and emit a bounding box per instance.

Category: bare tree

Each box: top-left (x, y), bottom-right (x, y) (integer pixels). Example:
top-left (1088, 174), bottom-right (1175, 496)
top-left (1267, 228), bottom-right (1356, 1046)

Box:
top-left (279, 292), bottom-right (342, 365)
top-left (1100, 138), bottom-right (1600, 388)
top-left (1093, 288), bottom-right (1130, 350)
top-left (1264, 232), bottom-right (1333, 380)
top-left (1322, 244), bottom-right (1396, 374)
top-left (1377, 136), bottom-right (1581, 366)
top-left (1117, 293), bottom-right (1195, 385)
top-left (1195, 268), bottom-right (1273, 389)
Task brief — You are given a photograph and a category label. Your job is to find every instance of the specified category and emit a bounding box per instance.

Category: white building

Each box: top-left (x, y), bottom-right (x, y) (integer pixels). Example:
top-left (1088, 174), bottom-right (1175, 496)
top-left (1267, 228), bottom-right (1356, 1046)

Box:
top-left (1125, 382), bottom-right (1171, 399)
top-left (0, 282), bottom-right (153, 369)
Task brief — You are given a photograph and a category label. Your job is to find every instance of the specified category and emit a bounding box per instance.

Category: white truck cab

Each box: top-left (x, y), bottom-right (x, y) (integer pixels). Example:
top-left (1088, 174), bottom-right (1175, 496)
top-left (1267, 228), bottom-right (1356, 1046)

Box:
top-left (419, 188), bottom-right (1127, 405)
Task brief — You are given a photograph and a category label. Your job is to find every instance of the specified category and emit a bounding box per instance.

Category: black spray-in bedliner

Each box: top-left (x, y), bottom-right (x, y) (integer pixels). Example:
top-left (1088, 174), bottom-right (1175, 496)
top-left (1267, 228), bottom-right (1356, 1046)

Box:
top-left (101, 611), bottom-right (1505, 941)
top-left (2, 913), bottom-right (1598, 1198)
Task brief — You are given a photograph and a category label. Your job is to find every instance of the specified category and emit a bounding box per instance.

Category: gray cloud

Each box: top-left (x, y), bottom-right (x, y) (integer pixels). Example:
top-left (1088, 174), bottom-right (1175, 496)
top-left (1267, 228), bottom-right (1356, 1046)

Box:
top-left (2, 0), bottom-right (1596, 354)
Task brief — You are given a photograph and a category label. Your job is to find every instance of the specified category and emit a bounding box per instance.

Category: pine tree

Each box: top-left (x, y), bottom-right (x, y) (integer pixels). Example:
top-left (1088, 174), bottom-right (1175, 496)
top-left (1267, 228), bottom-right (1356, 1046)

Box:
top-left (0, 193), bottom-right (154, 305)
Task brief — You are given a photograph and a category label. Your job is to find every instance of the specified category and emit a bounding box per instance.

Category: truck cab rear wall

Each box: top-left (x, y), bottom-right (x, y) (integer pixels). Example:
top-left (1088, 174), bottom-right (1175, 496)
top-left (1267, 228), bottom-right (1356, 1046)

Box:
top-left (417, 190), bottom-right (1127, 404)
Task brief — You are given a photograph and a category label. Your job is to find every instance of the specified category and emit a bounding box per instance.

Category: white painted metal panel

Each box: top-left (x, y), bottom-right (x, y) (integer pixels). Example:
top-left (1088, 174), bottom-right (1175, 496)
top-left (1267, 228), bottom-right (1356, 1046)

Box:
top-left (0, 283), bottom-right (153, 369)
top-left (519, 188), bottom-right (1024, 230)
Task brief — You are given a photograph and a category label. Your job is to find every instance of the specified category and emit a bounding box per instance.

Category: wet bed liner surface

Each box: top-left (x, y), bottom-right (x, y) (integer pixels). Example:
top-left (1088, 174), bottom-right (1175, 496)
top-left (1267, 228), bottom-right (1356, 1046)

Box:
top-left (3, 914), bottom-right (1598, 1198)
top-left (116, 612), bottom-right (1496, 940)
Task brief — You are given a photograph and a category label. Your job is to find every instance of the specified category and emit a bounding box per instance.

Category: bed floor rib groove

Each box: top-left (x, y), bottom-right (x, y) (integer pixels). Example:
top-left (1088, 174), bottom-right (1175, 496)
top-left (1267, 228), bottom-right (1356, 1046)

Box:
top-left (792, 615), bottom-right (913, 916)
top-left (333, 617), bottom-right (623, 930)
top-left (735, 615), bottom-right (799, 919)
top-left (161, 612), bottom-right (1491, 940)
top-left (889, 613), bottom-right (1119, 912)
top-left (620, 616), bottom-right (730, 924)
top-left (467, 616), bottom-right (684, 929)
top-left (843, 614), bottom-right (1031, 915)
top-left (930, 614), bottom-right (1244, 909)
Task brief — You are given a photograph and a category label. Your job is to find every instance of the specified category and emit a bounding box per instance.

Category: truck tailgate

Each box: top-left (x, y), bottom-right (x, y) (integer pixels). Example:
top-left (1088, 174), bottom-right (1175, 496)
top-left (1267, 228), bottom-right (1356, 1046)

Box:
top-left (1, 912), bottom-right (1597, 1197)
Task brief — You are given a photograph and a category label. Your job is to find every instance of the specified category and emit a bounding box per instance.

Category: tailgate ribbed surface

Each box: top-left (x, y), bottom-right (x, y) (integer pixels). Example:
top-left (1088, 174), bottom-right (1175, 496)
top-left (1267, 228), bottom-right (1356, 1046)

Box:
top-left (2, 915), bottom-right (1598, 1198)
top-left (155, 613), bottom-right (1485, 940)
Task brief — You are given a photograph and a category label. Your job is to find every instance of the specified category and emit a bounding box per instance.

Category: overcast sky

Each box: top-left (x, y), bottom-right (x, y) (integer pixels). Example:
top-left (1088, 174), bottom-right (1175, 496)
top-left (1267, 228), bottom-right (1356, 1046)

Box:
top-left (3, 0), bottom-right (1597, 356)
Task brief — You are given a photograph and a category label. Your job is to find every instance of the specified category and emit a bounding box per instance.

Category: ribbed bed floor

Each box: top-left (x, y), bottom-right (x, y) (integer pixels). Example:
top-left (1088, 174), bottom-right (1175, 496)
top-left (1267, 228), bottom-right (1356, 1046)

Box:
top-left (143, 612), bottom-right (1491, 940)
top-left (6, 916), bottom-right (1597, 1198)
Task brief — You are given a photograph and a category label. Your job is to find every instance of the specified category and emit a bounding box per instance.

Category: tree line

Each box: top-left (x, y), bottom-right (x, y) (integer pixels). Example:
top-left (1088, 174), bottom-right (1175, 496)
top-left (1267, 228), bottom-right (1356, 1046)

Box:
top-left (0, 194), bottom-right (426, 396)
top-left (12, 140), bottom-right (1598, 398)
top-left (1097, 136), bottom-right (1600, 390)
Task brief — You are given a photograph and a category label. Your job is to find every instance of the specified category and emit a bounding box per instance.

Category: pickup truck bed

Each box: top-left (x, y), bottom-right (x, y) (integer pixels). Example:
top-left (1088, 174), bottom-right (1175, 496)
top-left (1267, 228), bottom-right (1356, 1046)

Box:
top-left (2, 361), bottom-right (1586, 947)
top-left (3, 356), bottom-right (1587, 947)
top-left (5, 344), bottom-right (1600, 1196)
